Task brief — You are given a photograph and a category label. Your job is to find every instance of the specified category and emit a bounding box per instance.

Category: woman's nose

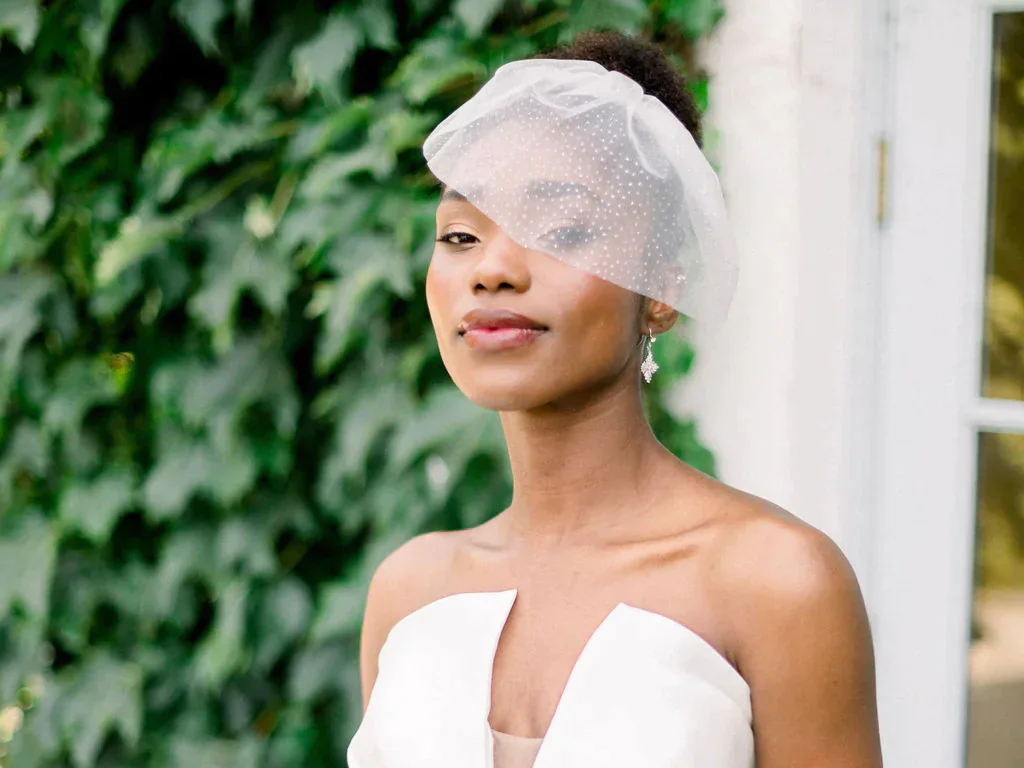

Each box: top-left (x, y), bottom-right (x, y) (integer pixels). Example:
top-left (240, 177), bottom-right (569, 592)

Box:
top-left (469, 230), bottom-right (532, 294)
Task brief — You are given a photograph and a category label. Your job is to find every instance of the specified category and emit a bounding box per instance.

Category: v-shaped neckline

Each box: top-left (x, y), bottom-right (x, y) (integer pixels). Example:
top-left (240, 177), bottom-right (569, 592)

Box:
top-left (484, 589), bottom-right (626, 766)
top-left (353, 588), bottom-right (755, 768)
top-left (480, 588), bottom-right (749, 768)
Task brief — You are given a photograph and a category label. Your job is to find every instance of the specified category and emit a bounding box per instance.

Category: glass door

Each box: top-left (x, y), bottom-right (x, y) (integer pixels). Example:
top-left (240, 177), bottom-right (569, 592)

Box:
top-left (966, 12), bottom-right (1024, 768)
top-left (873, 2), bottom-right (1024, 766)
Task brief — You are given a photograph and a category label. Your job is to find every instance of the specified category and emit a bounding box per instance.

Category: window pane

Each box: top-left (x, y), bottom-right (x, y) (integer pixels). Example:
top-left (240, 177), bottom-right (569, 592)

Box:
top-left (968, 431), bottom-right (1024, 768)
top-left (980, 13), bottom-right (1024, 402)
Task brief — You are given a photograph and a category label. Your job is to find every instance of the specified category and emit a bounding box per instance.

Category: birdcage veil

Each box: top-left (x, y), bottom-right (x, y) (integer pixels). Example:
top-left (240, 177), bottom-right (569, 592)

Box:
top-left (423, 57), bottom-right (739, 328)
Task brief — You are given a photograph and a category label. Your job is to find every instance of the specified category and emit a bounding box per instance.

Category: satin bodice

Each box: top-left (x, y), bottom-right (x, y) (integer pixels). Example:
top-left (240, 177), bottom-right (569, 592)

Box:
top-left (346, 589), bottom-right (754, 768)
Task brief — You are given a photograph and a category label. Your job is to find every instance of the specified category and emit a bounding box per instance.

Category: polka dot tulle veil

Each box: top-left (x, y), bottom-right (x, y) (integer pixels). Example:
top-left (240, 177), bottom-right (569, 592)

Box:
top-left (422, 58), bottom-right (739, 326)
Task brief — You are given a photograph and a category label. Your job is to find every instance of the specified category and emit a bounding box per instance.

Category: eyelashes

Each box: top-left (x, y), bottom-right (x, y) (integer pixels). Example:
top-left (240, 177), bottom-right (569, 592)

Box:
top-left (435, 231), bottom-right (478, 246)
top-left (436, 224), bottom-right (598, 250)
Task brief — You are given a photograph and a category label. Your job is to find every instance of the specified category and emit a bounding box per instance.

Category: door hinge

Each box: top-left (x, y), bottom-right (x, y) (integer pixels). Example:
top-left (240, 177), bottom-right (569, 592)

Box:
top-left (876, 137), bottom-right (889, 226)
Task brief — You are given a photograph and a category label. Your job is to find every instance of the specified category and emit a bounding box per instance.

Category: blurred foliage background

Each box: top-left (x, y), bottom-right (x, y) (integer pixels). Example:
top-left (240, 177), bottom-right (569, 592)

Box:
top-left (978, 12), bottom-right (1024, 593)
top-left (0, 0), bottom-right (723, 765)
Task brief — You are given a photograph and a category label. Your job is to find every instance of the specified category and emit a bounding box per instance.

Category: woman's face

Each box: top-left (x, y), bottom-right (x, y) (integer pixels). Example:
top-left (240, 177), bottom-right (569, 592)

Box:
top-left (425, 123), bottom-right (655, 415)
top-left (426, 193), bottom-right (644, 412)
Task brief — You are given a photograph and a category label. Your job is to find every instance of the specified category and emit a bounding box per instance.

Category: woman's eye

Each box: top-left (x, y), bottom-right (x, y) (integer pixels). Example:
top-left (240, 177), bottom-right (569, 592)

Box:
top-left (436, 231), bottom-right (478, 246)
top-left (541, 225), bottom-right (597, 249)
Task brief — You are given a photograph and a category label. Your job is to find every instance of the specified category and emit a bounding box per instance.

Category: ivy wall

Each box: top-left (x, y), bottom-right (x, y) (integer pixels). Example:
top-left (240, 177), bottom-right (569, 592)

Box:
top-left (0, 1), bottom-right (723, 765)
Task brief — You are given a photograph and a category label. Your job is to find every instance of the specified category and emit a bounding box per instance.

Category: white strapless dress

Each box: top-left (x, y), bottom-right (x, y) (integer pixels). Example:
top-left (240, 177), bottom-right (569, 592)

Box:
top-left (346, 588), bottom-right (754, 768)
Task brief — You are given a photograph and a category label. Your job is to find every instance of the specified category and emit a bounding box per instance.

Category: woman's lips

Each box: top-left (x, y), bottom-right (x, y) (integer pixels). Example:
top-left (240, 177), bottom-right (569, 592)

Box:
top-left (460, 327), bottom-right (546, 351)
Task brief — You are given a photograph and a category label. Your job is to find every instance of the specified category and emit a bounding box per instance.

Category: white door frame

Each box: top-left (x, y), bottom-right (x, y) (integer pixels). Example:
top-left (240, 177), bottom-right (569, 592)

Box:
top-left (873, 1), bottom-right (1024, 765)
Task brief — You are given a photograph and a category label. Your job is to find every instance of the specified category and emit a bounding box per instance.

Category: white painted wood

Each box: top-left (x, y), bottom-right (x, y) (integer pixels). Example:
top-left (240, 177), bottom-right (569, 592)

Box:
top-left (969, 399), bottom-right (1024, 432)
top-left (871, 1), bottom-right (1024, 765)
top-left (683, 0), bottom-right (804, 514)
top-left (695, 1), bottom-right (1024, 763)
top-left (687, 0), bottom-right (887, 585)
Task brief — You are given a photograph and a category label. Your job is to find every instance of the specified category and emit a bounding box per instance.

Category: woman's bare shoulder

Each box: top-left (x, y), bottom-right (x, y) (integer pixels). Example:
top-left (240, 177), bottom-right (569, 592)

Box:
top-left (705, 488), bottom-right (862, 610)
top-left (693, 489), bottom-right (882, 764)
top-left (363, 530), bottom-right (463, 638)
top-left (698, 485), bottom-right (874, 677)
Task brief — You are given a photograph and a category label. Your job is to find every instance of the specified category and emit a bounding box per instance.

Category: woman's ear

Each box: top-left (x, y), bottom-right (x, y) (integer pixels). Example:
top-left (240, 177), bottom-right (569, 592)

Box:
top-left (643, 299), bottom-right (679, 335)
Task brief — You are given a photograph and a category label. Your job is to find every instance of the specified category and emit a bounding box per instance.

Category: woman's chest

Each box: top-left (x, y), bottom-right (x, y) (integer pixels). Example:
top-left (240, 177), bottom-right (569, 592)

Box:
top-left (347, 589), bottom-right (754, 768)
top-left (485, 592), bottom-right (725, 737)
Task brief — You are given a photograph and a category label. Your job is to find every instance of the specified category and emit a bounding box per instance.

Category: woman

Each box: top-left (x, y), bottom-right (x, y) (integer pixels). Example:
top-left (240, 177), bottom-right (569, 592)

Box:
top-left (347, 30), bottom-right (883, 768)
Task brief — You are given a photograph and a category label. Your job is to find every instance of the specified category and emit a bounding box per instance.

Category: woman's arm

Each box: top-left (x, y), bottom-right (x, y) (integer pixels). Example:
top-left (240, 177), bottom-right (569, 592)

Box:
top-left (717, 514), bottom-right (883, 768)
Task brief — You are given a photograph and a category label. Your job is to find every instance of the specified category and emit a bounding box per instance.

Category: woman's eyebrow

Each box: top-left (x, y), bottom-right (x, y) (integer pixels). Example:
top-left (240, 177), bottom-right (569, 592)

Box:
top-left (439, 184), bottom-right (483, 204)
top-left (525, 179), bottom-right (600, 204)
top-left (441, 187), bottom-right (468, 203)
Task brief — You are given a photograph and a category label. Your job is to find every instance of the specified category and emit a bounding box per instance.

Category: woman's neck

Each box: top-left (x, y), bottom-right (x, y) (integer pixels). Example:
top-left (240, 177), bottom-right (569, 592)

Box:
top-left (498, 377), bottom-right (678, 547)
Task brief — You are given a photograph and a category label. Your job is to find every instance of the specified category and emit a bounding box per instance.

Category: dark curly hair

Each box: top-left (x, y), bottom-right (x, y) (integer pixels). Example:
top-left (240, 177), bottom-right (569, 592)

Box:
top-left (531, 29), bottom-right (703, 148)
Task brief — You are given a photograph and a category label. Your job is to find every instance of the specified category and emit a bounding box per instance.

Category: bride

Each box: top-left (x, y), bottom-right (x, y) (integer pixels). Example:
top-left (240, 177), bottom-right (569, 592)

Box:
top-left (346, 29), bottom-right (883, 768)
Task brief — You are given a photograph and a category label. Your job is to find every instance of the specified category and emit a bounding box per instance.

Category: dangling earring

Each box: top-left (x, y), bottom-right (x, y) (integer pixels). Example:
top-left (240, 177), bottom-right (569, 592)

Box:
top-left (641, 326), bottom-right (659, 383)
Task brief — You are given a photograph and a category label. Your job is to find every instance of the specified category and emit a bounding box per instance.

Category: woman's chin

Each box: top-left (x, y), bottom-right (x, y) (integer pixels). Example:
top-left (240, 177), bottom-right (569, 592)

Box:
top-left (455, 378), bottom-right (559, 413)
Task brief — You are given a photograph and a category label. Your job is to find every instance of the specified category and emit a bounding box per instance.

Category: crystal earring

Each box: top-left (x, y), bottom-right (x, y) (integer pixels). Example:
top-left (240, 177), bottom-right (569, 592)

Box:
top-left (641, 326), bottom-right (659, 383)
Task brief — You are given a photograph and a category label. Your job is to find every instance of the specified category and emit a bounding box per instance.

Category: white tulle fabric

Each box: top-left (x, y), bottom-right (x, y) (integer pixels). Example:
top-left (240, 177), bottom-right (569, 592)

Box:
top-left (422, 59), bottom-right (739, 326)
top-left (346, 589), bottom-right (754, 768)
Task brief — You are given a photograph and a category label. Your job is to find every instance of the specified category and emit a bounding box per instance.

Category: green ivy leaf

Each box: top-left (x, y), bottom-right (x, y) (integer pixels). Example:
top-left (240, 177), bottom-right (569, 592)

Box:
top-left (317, 381), bottom-right (412, 507)
top-left (42, 358), bottom-right (120, 440)
top-left (309, 581), bottom-right (365, 643)
top-left (388, 36), bottom-right (486, 105)
top-left (0, 513), bottom-right (56, 622)
top-left (234, 0), bottom-right (254, 25)
top-left (79, 0), bottom-right (129, 61)
top-left (0, 274), bottom-right (54, 410)
top-left (0, 0), bottom-right (41, 52)
top-left (192, 579), bottom-right (249, 690)
top-left (166, 736), bottom-right (263, 768)
top-left (109, 16), bottom-right (158, 85)
top-left (355, 1), bottom-right (397, 51)
top-left (287, 642), bottom-right (345, 703)
top-left (179, 339), bottom-right (299, 436)
top-left (34, 77), bottom-right (111, 166)
top-left (388, 387), bottom-right (494, 472)
top-left (309, 233), bottom-right (413, 372)
top-left (663, 0), bottom-right (725, 38)
top-left (216, 517), bottom-right (277, 576)
top-left (203, 444), bottom-right (260, 506)
top-left (142, 437), bottom-right (213, 521)
top-left (301, 145), bottom-right (395, 188)
top-left (454, 0), bottom-right (507, 37)
top-left (141, 110), bottom-right (278, 203)
top-left (57, 653), bottom-right (142, 768)
top-left (0, 424), bottom-right (49, 505)
top-left (1, 105), bottom-right (50, 157)
top-left (172, 0), bottom-right (228, 56)
top-left (191, 239), bottom-right (297, 331)
top-left (58, 468), bottom-right (137, 544)
top-left (560, 0), bottom-right (649, 38)
top-left (94, 213), bottom-right (181, 285)
top-left (291, 10), bottom-right (362, 106)
top-left (154, 526), bottom-right (217, 620)
top-left (253, 578), bottom-right (313, 670)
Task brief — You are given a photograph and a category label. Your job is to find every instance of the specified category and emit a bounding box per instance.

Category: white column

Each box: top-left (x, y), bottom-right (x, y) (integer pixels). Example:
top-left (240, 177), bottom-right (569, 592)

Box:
top-left (678, 0), bottom-right (805, 512)
top-left (677, 0), bottom-right (886, 585)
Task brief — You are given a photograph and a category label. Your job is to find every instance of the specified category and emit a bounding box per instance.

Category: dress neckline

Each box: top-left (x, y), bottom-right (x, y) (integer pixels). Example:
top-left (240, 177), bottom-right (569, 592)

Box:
top-left (490, 726), bottom-right (544, 744)
top-left (385, 588), bottom-right (748, 696)
top-left (383, 588), bottom-right (750, 767)
top-left (364, 588), bottom-right (755, 768)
